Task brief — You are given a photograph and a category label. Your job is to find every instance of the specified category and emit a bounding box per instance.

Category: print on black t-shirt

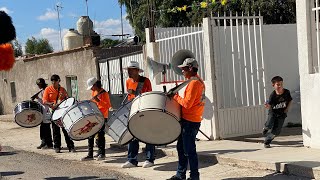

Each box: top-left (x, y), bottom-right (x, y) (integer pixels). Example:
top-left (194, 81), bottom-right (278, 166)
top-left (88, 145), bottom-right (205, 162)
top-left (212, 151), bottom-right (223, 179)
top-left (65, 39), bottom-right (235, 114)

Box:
top-left (268, 89), bottom-right (292, 116)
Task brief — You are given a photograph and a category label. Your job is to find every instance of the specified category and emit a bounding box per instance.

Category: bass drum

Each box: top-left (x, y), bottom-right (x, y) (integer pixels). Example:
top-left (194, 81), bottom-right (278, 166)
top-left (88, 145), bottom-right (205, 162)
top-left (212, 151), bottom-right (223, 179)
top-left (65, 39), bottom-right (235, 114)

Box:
top-left (62, 100), bottom-right (104, 141)
top-left (105, 100), bottom-right (133, 145)
top-left (14, 100), bottom-right (43, 128)
top-left (51, 97), bottom-right (76, 127)
top-left (128, 91), bottom-right (181, 145)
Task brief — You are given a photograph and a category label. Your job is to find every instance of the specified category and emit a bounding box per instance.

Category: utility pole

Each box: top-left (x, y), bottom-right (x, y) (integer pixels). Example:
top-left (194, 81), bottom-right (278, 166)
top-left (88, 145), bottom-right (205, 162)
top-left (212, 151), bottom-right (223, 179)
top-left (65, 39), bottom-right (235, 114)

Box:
top-left (55, 3), bottom-right (63, 51)
top-left (120, 4), bottom-right (124, 41)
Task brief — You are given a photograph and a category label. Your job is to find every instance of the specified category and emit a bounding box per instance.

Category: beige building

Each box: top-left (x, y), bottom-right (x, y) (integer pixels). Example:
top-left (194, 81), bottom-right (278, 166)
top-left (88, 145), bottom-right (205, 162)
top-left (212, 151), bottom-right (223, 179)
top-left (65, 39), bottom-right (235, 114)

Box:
top-left (0, 46), bottom-right (142, 115)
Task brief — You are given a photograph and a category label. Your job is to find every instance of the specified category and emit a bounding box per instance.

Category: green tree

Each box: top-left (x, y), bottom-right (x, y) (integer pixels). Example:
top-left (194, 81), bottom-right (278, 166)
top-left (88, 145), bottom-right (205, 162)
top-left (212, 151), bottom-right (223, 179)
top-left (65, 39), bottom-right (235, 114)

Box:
top-left (100, 38), bottom-right (120, 48)
top-left (25, 37), bottom-right (53, 55)
top-left (119, 0), bottom-right (296, 41)
top-left (11, 39), bottom-right (23, 57)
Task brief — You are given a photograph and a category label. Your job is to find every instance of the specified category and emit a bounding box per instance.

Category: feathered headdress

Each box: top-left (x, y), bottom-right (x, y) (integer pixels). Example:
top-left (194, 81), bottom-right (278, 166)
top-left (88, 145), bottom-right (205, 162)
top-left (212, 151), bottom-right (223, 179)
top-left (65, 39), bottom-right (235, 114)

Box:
top-left (0, 10), bottom-right (16, 71)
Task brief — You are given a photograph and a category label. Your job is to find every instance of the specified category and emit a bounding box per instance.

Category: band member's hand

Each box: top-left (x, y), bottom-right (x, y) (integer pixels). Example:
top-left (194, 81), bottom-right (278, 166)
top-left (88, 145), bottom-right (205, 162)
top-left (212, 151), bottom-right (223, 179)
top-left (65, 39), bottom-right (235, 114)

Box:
top-left (128, 89), bottom-right (135, 95)
top-left (109, 107), bottom-right (113, 111)
top-left (94, 96), bottom-right (100, 102)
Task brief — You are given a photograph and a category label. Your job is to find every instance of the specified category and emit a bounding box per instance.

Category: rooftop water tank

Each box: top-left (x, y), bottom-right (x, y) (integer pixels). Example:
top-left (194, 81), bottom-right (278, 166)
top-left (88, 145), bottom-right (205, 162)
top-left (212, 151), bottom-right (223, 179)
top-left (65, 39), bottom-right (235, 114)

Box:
top-left (77, 16), bottom-right (93, 36)
top-left (63, 29), bottom-right (84, 50)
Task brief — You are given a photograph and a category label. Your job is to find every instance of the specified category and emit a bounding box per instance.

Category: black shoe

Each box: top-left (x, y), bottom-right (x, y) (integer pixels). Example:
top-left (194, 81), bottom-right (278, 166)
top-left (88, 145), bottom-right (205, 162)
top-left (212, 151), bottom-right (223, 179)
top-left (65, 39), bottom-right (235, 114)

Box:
top-left (69, 148), bottom-right (76, 153)
top-left (187, 178), bottom-right (199, 180)
top-left (81, 155), bottom-right (94, 161)
top-left (262, 128), bottom-right (268, 136)
top-left (264, 144), bottom-right (271, 148)
top-left (96, 154), bottom-right (105, 161)
top-left (37, 144), bottom-right (46, 149)
top-left (167, 175), bottom-right (185, 180)
top-left (93, 153), bottom-right (100, 158)
top-left (54, 148), bottom-right (61, 153)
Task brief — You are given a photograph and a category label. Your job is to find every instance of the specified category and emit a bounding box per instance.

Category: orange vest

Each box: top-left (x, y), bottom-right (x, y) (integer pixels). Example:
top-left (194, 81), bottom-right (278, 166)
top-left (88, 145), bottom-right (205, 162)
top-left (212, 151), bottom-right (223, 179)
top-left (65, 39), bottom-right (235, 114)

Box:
top-left (173, 75), bottom-right (205, 122)
top-left (126, 76), bottom-right (152, 101)
top-left (91, 89), bottom-right (111, 118)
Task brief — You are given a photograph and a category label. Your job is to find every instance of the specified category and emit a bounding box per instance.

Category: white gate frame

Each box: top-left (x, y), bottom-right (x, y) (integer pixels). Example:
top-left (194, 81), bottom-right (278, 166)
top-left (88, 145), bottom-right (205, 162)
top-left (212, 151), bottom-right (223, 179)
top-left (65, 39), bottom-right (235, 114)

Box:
top-left (207, 13), bottom-right (268, 139)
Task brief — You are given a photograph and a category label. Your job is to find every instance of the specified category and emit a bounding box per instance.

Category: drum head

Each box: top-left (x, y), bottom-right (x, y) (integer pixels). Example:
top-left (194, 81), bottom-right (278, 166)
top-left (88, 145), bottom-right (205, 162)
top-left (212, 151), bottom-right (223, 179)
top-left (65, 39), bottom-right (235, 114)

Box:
top-left (15, 110), bottom-right (43, 128)
top-left (52, 98), bottom-right (76, 120)
top-left (68, 115), bottom-right (104, 141)
top-left (128, 110), bottom-right (181, 146)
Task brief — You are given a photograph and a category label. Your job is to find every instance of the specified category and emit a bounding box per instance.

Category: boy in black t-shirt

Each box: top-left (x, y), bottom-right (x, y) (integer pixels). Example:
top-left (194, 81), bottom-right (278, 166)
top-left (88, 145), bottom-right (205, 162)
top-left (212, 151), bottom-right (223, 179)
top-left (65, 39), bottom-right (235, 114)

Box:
top-left (262, 76), bottom-right (293, 148)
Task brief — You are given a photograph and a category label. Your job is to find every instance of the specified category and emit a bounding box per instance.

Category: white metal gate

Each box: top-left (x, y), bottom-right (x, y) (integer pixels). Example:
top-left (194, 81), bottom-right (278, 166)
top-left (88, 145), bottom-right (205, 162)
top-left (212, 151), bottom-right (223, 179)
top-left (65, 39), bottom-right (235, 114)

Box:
top-left (99, 51), bottom-right (144, 109)
top-left (211, 13), bottom-right (267, 138)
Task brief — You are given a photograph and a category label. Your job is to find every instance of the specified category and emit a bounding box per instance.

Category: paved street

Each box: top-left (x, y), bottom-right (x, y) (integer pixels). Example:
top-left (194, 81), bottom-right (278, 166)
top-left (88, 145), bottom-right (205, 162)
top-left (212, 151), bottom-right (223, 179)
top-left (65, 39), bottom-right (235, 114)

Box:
top-left (0, 120), bottom-right (312, 180)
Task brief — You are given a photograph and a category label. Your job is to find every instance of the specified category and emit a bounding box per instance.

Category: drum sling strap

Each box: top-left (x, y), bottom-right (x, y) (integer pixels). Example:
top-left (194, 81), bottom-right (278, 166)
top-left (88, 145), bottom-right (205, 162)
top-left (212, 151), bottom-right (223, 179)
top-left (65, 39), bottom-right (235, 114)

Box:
top-left (134, 76), bottom-right (146, 96)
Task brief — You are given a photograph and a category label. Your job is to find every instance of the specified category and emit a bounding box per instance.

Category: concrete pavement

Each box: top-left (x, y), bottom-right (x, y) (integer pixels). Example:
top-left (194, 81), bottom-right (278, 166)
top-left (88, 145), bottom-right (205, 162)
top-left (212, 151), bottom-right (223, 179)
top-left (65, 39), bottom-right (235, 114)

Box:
top-left (0, 114), bottom-right (317, 179)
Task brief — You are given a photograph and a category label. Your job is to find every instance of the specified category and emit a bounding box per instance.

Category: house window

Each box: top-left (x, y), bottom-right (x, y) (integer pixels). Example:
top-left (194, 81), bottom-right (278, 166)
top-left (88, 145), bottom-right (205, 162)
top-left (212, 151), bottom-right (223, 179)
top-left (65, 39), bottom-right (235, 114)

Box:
top-left (10, 81), bottom-right (16, 103)
top-left (66, 76), bottom-right (78, 100)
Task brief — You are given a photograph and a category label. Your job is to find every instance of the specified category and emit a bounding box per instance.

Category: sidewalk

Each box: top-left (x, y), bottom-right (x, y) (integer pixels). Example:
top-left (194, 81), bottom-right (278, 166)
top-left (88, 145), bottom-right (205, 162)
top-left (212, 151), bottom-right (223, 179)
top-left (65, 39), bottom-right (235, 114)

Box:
top-left (0, 114), bottom-right (318, 179)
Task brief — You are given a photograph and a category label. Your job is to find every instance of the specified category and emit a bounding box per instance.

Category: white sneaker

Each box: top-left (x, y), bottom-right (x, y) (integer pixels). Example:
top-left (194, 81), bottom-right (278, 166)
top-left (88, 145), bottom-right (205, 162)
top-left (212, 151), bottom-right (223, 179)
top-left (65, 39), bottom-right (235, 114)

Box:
top-left (121, 161), bottom-right (136, 168)
top-left (142, 160), bottom-right (154, 168)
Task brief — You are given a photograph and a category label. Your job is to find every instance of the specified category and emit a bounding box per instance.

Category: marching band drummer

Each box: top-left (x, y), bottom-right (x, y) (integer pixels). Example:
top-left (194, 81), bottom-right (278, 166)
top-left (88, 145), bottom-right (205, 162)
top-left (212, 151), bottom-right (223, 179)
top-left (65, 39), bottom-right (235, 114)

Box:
top-left (167, 58), bottom-right (205, 180)
top-left (31, 78), bottom-right (53, 150)
top-left (81, 77), bottom-right (112, 161)
top-left (43, 74), bottom-right (75, 153)
top-left (121, 61), bottom-right (156, 168)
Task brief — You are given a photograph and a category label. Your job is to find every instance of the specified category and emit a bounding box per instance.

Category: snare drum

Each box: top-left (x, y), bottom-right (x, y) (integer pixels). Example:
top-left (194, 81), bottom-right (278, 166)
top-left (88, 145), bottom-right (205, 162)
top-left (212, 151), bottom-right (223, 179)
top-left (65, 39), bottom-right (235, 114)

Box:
top-left (14, 100), bottom-right (43, 128)
top-left (52, 97), bottom-right (76, 127)
top-left (105, 101), bottom-right (133, 145)
top-left (128, 91), bottom-right (181, 145)
top-left (61, 100), bottom-right (104, 141)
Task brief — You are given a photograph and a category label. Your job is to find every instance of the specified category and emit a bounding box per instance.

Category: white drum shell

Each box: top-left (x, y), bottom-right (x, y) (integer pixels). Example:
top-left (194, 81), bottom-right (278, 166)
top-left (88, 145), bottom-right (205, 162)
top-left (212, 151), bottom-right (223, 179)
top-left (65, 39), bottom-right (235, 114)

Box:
top-left (14, 101), bottom-right (43, 128)
top-left (129, 91), bottom-right (181, 145)
top-left (106, 101), bottom-right (133, 145)
top-left (62, 100), bottom-right (104, 141)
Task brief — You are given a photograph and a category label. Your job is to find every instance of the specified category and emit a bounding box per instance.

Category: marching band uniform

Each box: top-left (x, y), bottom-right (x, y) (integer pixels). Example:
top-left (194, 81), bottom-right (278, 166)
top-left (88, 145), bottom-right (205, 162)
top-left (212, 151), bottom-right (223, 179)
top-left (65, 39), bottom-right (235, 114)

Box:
top-left (81, 77), bottom-right (111, 161)
top-left (43, 74), bottom-right (75, 153)
top-left (121, 61), bottom-right (156, 168)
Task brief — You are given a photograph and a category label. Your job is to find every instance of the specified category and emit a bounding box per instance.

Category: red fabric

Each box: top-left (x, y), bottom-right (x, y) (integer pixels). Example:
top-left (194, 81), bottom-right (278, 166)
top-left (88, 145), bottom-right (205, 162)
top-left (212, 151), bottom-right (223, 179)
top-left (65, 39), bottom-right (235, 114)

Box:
top-left (0, 43), bottom-right (15, 71)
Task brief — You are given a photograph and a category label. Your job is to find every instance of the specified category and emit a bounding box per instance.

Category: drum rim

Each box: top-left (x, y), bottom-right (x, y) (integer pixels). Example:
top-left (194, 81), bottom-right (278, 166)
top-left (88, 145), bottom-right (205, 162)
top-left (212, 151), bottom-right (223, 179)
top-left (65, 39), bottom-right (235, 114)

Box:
top-left (14, 100), bottom-right (42, 109)
top-left (129, 108), bottom-right (180, 121)
top-left (118, 130), bottom-right (133, 145)
top-left (131, 91), bottom-right (165, 103)
top-left (128, 110), bottom-right (181, 146)
top-left (14, 111), bottom-right (43, 128)
top-left (57, 97), bottom-right (76, 108)
top-left (65, 114), bottom-right (104, 141)
top-left (128, 122), bottom-right (182, 146)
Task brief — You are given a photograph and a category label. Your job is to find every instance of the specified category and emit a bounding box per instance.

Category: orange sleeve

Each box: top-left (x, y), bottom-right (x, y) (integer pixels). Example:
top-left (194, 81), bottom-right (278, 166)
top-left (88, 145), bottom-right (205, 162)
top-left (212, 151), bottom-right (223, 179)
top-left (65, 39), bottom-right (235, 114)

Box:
top-left (98, 92), bottom-right (111, 109)
top-left (59, 87), bottom-right (68, 100)
top-left (173, 81), bottom-right (199, 109)
top-left (42, 88), bottom-right (49, 104)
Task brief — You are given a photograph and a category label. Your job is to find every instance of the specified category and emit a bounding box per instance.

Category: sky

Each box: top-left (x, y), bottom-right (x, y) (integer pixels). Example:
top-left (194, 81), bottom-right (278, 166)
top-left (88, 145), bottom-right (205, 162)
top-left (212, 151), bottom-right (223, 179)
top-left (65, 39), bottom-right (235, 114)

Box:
top-left (0, 0), bottom-right (133, 52)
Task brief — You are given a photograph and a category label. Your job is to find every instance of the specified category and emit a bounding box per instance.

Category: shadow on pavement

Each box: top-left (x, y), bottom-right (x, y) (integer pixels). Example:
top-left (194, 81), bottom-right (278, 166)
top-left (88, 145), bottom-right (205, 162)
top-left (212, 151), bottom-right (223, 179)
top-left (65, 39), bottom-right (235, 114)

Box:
top-left (222, 172), bottom-right (311, 180)
top-left (0, 171), bottom-right (24, 176)
top-left (45, 176), bottom-right (117, 180)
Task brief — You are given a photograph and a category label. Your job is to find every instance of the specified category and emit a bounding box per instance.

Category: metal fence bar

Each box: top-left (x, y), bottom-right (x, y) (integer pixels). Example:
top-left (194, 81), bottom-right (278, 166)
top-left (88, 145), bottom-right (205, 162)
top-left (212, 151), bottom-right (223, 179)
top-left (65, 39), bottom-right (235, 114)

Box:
top-left (235, 13), bottom-right (244, 106)
top-left (247, 15), bottom-right (255, 106)
top-left (253, 15), bottom-right (261, 105)
top-left (241, 13), bottom-right (250, 106)
top-left (259, 12), bottom-right (266, 100)
top-left (230, 12), bottom-right (238, 107)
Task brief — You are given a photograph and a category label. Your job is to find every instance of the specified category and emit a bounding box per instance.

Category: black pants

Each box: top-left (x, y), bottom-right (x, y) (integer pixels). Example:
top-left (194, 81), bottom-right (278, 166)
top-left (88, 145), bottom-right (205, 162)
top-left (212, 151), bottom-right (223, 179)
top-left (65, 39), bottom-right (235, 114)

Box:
top-left (52, 122), bottom-right (74, 149)
top-left (87, 123), bottom-right (105, 156)
top-left (264, 113), bottom-right (287, 145)
top-left (39, 122), bottom-right (53, 147)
